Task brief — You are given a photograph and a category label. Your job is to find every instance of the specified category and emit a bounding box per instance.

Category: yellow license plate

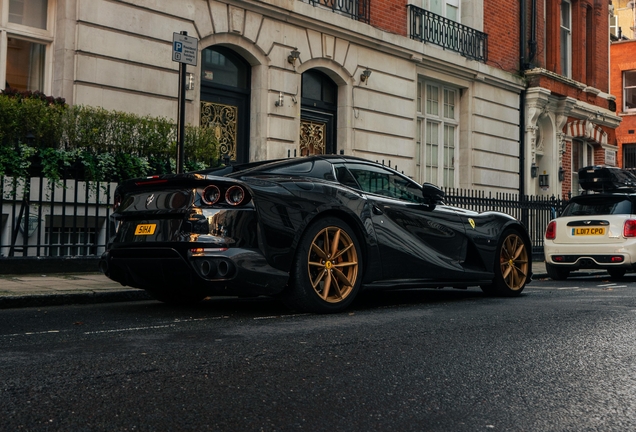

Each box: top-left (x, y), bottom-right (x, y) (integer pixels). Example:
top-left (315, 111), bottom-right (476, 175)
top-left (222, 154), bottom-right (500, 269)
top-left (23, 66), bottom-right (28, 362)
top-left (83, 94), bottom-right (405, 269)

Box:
top-left (572, 227), bottom-right (605, 236)
top-left (134, 224), bottom-right (156, 235)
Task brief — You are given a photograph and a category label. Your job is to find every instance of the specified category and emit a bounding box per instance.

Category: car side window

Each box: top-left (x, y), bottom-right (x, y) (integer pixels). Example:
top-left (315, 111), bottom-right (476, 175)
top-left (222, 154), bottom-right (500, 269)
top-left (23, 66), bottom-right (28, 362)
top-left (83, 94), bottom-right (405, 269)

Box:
top-left (343, 163), bottom-right (427, 204)
top-left (334, 165), bottom-right (361, 188)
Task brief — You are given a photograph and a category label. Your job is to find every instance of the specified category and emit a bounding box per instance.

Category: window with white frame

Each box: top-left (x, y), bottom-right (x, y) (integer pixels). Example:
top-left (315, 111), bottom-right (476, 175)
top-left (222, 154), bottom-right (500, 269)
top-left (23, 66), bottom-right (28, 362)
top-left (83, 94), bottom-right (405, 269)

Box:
top-left (410, 0), bottom-right (460, 21)
top-left (9, 0), bottom-right (48, 29)
top-left (1, 0), bottom-right (52, 92)
top-left (560, 0), bottom-right (572, 78)
top-left (416, 80), bottom-right (458, 187)
top-left (571, 139), bottom-right (594, 195)
top-left (624, 70), bottom-right (636, 112)
top-left (610, 10), bottom-right (618, 39)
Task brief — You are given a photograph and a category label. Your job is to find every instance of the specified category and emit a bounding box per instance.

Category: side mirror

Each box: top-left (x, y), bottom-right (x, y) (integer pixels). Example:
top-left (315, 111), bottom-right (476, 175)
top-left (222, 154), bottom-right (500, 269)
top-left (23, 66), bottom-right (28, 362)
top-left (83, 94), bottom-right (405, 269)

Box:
top-left (422, 182), bottom-right (445, 204)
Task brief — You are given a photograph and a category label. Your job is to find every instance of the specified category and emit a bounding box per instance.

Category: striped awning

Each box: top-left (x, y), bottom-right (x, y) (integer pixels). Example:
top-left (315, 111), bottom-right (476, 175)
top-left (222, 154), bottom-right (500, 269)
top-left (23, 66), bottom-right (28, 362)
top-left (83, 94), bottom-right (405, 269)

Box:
top-left (565, 120), bottom-right (607, 145)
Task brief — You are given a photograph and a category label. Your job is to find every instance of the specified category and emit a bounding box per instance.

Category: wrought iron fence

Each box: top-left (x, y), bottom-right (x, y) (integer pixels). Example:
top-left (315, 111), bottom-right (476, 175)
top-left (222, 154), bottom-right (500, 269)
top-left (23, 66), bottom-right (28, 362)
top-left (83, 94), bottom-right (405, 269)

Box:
top-left (443, 188), bottom-right (568, 255)
top-left (408, 5), bottom-right (488, 62)
top-left (1, 174), bottom-right (565, 262)
top-left (0, 175), bottom-right (115, 259)
top-left (303, 0), bottom-right (370, 24)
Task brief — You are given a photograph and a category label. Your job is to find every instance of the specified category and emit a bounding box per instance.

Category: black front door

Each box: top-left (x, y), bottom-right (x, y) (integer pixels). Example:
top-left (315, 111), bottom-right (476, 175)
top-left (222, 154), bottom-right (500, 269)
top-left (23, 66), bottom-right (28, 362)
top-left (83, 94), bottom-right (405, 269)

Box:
top-left (301, 69), bottom-right (337, 155)
top-left (200, 46), bottom-right (250, 163)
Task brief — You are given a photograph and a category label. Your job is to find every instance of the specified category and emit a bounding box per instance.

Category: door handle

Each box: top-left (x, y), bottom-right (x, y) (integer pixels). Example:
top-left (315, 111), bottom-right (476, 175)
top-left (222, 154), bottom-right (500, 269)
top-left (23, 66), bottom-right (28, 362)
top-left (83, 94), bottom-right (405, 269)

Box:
top-left (372, 205), bottom-right (383, 215)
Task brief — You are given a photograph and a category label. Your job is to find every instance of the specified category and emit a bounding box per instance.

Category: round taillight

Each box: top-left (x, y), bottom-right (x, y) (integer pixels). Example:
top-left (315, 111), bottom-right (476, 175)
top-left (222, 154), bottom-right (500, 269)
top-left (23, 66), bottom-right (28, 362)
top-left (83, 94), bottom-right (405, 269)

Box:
top-left (203, 185), bottom-right (221, 205)
top-left (545, 221), bottom-right (557, 240)
top-left (225, 185), bottom-right (246, 206)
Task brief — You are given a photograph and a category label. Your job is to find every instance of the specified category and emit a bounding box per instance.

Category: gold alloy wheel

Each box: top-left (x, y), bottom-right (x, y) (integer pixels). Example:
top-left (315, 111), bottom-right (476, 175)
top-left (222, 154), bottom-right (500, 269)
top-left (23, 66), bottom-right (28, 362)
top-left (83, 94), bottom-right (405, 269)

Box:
top-left (499, 233), bottom-right (529, 291)
top-left (307, 226), bottom-right (359, 303)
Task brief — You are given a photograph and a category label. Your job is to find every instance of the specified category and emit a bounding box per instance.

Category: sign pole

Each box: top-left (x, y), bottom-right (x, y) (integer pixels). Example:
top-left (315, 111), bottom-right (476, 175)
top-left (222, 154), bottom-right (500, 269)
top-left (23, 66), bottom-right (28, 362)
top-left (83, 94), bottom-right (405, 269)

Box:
top-left (176, 31), bottom-right (187, 174)
top-left (171, 31), bottom-right (198, 174)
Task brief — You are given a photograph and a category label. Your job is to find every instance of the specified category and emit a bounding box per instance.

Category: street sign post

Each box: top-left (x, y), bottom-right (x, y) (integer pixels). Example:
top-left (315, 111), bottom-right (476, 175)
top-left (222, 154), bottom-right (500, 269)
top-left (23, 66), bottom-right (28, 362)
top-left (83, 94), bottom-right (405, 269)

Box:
top-left (172, 32), bottom-right (198, 174)
top-left (172, 33), bottom-right (198, 66)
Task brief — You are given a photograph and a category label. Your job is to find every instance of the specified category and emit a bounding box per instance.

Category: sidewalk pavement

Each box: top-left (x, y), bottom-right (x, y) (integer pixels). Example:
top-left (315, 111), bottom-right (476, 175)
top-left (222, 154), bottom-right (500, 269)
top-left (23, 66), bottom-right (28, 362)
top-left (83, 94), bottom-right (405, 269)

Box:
top-left (0, 262), bottom-right (559, 309)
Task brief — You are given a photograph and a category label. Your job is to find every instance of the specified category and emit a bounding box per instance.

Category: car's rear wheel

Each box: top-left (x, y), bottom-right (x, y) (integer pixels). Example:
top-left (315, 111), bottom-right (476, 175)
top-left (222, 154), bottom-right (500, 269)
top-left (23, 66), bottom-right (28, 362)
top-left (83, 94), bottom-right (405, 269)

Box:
top-left (545, 263), bottom-right (570, 280)
top-left (284, 217), bottom-right (362, 313)
top-left (608, 268), bottom-right (626, 279)
top-left (487, 229), bottom-right (529, 296)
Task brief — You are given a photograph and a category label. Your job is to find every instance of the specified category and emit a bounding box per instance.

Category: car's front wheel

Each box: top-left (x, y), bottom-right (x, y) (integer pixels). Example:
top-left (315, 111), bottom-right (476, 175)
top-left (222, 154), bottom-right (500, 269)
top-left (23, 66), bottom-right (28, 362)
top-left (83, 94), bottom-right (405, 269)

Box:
top-left (545, 263), bottom-right (570, 280)
top-left (283, 217), bottom-right (362, 313)
top-left (484, 229), bottom-right (530, 296)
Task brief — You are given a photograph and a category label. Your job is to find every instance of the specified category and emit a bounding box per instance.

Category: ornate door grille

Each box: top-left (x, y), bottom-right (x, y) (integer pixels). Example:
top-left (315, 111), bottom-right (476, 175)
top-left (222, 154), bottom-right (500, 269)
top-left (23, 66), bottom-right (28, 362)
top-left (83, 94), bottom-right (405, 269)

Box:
top-left (300, 120), bottom-right (326, 156)
top-left (200, 101), bottom-right (238, 160)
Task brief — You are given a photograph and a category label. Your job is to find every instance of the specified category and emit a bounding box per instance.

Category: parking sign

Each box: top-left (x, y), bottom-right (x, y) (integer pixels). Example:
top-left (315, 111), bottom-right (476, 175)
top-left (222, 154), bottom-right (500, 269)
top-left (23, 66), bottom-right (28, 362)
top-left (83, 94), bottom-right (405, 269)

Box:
top-left (172, 33), bottom-right (198, 66)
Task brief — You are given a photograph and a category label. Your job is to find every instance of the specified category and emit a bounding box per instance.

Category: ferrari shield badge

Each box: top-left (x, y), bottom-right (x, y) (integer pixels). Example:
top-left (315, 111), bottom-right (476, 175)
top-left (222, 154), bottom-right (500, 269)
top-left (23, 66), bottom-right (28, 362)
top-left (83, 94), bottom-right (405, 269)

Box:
top-left (468, 218), bottom-right (476, 229)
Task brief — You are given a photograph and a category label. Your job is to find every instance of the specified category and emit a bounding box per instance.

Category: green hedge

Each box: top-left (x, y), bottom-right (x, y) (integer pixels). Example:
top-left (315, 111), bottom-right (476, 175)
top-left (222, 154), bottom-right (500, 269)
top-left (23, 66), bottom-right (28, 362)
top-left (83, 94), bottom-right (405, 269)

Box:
top-left (0, 90), bottom-right (219, 184)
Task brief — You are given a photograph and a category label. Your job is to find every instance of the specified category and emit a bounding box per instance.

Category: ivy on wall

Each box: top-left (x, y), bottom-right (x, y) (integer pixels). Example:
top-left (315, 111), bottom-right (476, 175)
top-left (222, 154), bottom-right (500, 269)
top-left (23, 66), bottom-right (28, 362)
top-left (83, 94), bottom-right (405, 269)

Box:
top-left (0, 89), bottom-right (219, 184)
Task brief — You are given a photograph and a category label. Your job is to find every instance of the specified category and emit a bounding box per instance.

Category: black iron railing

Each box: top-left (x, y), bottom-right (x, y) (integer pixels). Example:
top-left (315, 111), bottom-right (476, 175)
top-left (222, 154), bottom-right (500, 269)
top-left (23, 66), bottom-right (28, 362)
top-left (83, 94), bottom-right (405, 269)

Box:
top-left (0, 175), bottom-right (113, 259)
top-left (304, 0), bottom-right (370, 24)
top-left (443, 188), bottom-right (568, 255)
top-left (408, 5), bottom-right (488, 62)
top-left (1, 173), bottom-right (565, 261)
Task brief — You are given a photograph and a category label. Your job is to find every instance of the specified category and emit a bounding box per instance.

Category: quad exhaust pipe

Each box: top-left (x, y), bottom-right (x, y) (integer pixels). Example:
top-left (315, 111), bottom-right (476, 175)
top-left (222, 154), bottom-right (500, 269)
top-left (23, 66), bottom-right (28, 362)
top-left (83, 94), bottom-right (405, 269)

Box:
top-left (197, 259), bottom-right (235, 279)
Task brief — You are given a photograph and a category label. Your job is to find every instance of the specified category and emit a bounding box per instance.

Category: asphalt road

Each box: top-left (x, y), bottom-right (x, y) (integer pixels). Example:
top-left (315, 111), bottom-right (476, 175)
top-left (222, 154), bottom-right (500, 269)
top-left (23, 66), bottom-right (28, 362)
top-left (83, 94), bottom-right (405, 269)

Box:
top-left (2, 275), bottom-right (636, 431)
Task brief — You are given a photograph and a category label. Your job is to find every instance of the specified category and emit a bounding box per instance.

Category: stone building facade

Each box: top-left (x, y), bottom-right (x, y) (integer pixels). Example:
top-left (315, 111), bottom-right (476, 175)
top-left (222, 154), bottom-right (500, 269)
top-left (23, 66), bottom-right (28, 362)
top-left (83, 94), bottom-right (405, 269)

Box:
top-left (3, 0), bottom-right (614, 197)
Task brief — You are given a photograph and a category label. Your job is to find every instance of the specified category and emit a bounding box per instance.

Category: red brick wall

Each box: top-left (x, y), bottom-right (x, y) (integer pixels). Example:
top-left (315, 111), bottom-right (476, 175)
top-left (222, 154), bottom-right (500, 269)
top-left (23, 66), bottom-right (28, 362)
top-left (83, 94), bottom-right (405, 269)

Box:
top-left (591, 1), bottom-right (609, 92)
top-left (484, 0), bottom-right (520, 72)
top-left (370, 0), bottom-right (407, 36)
top-left (562, 143), bottom-right (572, 196)
top-left (528, 0), bottom-right (609, 93)
top-left (610, 40), bottom-right (636, 168)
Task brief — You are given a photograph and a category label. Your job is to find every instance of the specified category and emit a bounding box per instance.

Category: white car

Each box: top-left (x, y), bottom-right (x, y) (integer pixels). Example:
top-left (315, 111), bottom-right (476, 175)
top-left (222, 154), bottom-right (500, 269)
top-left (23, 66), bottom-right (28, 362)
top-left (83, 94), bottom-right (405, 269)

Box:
top-left (543, 166), bottom-right (636, 280)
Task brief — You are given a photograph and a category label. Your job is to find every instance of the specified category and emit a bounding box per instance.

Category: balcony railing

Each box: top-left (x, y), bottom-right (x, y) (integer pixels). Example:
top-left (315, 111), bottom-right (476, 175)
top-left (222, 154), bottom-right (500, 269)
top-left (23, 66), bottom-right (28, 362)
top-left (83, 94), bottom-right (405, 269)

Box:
top-left (408, 5), bottom-right (488, 62)
top-left (303, 0), bottom-right (370, 24)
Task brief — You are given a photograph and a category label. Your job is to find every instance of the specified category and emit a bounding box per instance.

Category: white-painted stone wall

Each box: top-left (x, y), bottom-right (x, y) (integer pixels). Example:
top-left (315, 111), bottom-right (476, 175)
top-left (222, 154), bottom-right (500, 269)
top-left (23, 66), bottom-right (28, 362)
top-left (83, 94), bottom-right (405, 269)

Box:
top-left (40, 0), bottom-right (525, 193)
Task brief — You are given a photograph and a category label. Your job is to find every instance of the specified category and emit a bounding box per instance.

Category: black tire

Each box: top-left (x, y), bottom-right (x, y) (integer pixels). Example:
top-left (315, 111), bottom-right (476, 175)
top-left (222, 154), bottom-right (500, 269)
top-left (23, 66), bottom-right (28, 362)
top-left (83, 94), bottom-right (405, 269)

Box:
top-left (145, 288), bottom-right (206, 306)
top-left (489, 229), bottom-right (530, 296)
top-left (608, 268), bottom-right (626, 279)
top-left (545, 263), bottom-right (570, 281)
top-left (283, 217), bottom-right (363, 313)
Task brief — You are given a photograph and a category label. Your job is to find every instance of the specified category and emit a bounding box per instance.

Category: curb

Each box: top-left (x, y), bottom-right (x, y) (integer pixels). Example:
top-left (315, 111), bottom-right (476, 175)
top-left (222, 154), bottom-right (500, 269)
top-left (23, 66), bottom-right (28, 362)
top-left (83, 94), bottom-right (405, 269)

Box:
top-left (0, 289), bottom-right (153, 309)
top-left (0, 270), bottom-right (610, 310)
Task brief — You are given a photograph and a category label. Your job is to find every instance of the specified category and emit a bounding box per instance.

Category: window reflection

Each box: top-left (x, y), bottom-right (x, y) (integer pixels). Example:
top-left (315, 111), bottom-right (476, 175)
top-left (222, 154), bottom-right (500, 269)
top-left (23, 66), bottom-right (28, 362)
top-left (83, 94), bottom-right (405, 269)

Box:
top-left (9, 0), bottom-right (48, 29)
top-left (6, 38), bottom-right (45, 91)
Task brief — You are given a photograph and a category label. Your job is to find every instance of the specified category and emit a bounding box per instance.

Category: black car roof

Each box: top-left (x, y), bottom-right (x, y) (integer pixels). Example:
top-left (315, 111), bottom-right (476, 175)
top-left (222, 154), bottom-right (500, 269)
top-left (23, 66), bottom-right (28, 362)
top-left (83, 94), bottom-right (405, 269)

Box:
top-left (199, 155), bottom-right (388, 177)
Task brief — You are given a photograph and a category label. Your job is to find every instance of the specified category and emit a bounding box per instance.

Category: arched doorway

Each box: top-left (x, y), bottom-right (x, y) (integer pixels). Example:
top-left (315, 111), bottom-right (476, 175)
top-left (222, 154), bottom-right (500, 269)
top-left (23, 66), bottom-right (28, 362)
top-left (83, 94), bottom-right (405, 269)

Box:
top-left (300, 69), bottom-right (338, 155)
top-left (200, 46), bottom-right (251, 163)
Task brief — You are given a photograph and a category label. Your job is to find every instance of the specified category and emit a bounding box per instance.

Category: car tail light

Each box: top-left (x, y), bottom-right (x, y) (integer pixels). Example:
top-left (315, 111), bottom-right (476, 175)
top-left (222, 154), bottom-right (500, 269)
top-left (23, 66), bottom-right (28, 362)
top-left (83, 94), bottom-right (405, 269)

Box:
top-left (135, 176), bottom-right (168, 186)
top-left (202, 185), bottom-right (221, 205)
top-left (545, 221), bottom-right (557, 240)
top-left (225, 185), bottom-right (247, 206)
top-left (611, 256), bottom-right (624, 263)
top-left (624, 219), bottom-right (636, 237)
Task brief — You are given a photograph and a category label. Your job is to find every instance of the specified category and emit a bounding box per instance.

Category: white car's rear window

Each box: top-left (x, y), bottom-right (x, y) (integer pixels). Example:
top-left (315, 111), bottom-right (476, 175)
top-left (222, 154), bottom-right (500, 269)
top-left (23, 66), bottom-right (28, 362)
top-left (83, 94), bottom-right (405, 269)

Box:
top-left (561, 197), bottom-right (633, 216)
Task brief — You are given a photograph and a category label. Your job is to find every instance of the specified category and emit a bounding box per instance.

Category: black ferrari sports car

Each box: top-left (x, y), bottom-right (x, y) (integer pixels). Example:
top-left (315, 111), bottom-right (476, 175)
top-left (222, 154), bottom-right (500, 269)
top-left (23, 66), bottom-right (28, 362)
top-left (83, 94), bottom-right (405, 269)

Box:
top-left (100, 155), bottom-right (532, 313)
